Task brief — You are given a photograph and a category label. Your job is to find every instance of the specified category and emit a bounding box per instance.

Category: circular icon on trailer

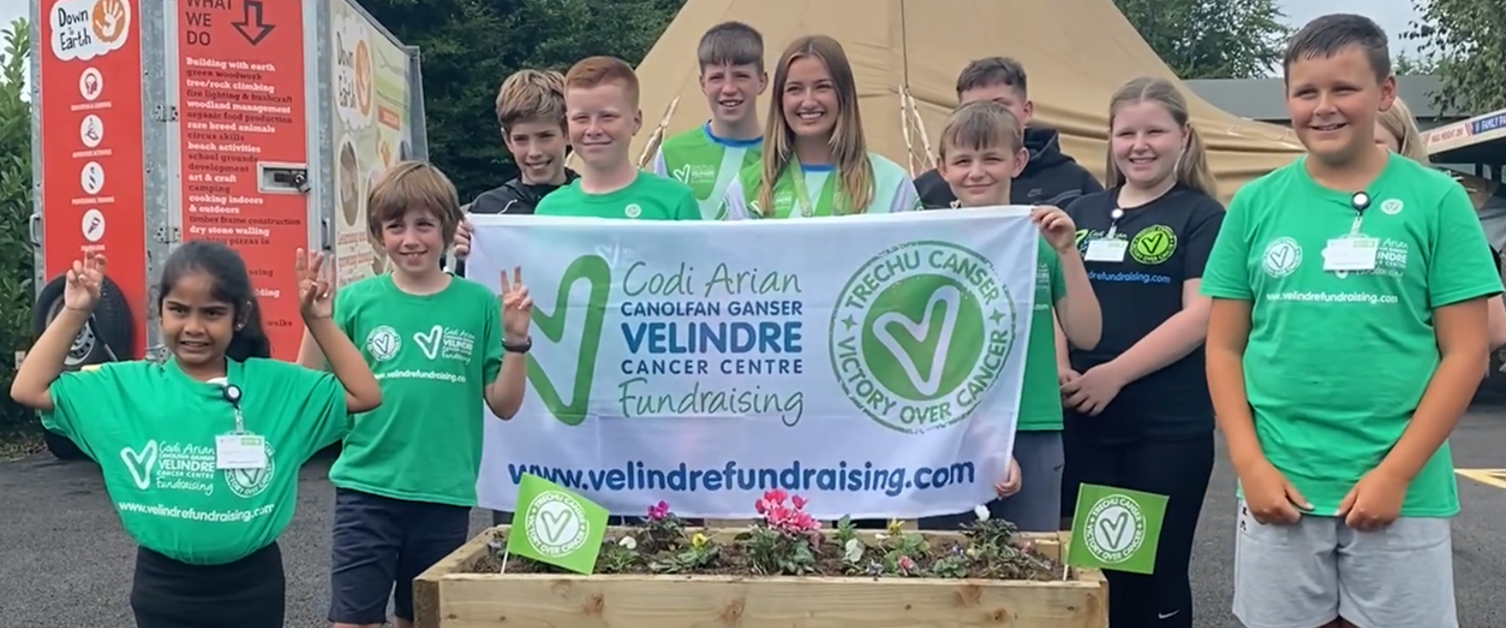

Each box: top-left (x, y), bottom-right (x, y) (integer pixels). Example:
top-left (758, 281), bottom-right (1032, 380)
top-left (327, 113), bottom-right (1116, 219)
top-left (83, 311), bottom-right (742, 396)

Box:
top-left (80, 115), bottom-right (104, 148)
top-left (81, 209), bottom-right (106, 243)
top-left (79, 68), bottom-right (103, 101)
top-left (81, 162), bottom-right (105, 196)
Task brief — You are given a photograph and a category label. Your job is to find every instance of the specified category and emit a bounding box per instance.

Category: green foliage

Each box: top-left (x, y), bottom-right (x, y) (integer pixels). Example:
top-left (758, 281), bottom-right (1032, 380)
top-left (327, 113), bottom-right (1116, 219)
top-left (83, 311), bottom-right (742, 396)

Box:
top-left (356, 0), bottom-right (687, 201)
top-left (1405, 0), bottom-right (1506, 113)
top-left (0, 18), bottom-right (35, 430)
top-left (1114, 0), bottom-right (1292, 79)
top-left (1393, 51), bottom-right (1438, 76)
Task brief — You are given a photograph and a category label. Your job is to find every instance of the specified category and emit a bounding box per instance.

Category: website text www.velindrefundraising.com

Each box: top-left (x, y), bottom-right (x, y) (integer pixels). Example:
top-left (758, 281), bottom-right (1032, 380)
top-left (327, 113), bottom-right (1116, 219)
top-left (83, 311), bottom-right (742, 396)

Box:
top-left (1266, 290), bottom-right (1400, 305)
top-left (507, 460), bottom-right (977, 497)
top-left (117, 502), bottom-right (275, 523)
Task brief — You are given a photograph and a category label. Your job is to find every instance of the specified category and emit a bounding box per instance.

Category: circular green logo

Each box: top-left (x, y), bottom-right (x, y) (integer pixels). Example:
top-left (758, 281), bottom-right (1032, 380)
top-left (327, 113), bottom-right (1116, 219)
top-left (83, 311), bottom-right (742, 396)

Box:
top-left (1084, 494), bottom-right (1145, 564)
top-left (224, 444), bottom-right (275, 499)
top-left (524, 490), bottom-right (590, 557)
top-left (829, 241), bottom-right (1016, 434)
top-left (1129, 225), bottom-right (1177, 265)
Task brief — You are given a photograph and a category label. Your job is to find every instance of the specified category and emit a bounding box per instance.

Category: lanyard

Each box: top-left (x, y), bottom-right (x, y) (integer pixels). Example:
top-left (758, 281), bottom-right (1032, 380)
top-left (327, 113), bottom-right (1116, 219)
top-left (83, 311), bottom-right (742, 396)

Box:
top-left (1348, 191), bottom-right (1370, 236)
top-left (1105, 208), bottom-right (1125, 238)
top-left (790, 161), bottom-right (817, 218)
top-left (211, 377), bottom-right (246, 433)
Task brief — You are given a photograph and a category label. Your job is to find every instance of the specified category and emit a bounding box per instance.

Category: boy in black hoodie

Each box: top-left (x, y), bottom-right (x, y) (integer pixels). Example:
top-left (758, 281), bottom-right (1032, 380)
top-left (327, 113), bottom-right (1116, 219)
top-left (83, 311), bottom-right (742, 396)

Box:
top-left (452, 69), bottom-right (579, 275)
top-left (914, 57), bottom-right (1103, 208)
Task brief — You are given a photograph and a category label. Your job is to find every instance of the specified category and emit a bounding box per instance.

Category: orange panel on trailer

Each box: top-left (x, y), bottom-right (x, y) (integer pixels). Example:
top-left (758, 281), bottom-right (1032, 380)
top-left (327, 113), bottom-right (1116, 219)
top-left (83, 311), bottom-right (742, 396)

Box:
top-left (38, 0), bottom-right (149, 357)
top-left (174, 0), bottom-right (309, 360)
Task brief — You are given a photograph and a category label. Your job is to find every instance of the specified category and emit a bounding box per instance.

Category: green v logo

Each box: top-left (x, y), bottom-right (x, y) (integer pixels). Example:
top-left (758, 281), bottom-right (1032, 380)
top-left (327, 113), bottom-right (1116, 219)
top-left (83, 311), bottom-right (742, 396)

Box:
top-left (526, 254), bottom-right (612, 426)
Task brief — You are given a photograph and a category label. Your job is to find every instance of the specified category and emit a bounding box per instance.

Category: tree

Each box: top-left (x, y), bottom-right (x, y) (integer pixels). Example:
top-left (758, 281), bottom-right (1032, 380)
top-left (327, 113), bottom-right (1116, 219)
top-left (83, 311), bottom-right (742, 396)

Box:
top-left (356, 0), bottom-right (687, 200)
top-left (1405, 0), bottom-right (1506, 113)
top-left (1392, 51), bottom-right (1437, 75)
top-left (1115, 0), bottom-right (1292, 79)
top-left (0, 18), bottom-right (35, 429)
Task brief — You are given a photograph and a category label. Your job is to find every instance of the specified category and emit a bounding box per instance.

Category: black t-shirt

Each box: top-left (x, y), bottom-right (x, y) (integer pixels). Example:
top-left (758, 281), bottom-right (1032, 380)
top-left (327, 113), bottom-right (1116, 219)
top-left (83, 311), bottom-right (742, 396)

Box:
top-left (1062, 184), bottom-right (1225, 441)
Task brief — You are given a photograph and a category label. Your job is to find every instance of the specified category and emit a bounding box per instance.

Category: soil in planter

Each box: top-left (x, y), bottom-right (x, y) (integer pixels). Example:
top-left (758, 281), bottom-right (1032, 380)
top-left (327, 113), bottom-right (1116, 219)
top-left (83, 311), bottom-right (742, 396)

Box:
top-left (469, 521), bottom-right (1066, 581)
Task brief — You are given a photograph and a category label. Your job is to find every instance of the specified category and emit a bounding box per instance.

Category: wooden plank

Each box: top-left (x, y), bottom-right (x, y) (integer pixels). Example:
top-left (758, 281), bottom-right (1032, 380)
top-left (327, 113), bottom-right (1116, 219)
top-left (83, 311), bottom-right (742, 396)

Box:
top-left (420, 530), bottom-right (1106, 628)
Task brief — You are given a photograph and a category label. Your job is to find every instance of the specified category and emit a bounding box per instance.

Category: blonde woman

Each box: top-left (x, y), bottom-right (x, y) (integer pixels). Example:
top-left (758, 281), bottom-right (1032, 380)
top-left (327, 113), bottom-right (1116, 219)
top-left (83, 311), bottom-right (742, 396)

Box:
top-left (720, 35), bottom-right (919, 218)
top-left (1377, 97), bottom-right (1506, 352)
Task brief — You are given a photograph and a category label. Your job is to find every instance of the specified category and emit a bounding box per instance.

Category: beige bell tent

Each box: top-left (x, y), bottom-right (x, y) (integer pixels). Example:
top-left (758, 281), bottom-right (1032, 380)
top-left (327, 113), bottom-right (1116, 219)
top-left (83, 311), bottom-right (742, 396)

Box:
top-left (621, 0), bottom-right (1306, 203)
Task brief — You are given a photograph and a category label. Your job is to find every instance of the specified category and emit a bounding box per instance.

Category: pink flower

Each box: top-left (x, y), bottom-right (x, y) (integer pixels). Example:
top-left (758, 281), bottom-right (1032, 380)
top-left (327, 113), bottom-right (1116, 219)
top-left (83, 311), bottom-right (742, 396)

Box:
top-left (898, 556), bottom-right (916, 571)
top-left (764, 488), bottom-right (788, 505)
top-left (646, 500), bottom-right (670, 521)
top-left (791, 495), bottom-right (807, 510)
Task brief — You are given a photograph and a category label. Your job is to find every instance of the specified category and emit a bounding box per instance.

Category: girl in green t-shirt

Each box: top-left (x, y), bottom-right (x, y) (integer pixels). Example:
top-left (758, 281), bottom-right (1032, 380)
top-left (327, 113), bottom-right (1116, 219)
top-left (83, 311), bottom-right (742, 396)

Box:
top-left (12, 243), bottom-right (381, 628)
top-left (719, 34), bottom-right (921, 220)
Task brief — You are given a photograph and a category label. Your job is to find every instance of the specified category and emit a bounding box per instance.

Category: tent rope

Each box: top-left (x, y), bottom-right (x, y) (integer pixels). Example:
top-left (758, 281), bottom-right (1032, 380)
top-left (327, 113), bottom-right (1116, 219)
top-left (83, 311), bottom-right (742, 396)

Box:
top-left (637, 96), bottom-right (682, 169)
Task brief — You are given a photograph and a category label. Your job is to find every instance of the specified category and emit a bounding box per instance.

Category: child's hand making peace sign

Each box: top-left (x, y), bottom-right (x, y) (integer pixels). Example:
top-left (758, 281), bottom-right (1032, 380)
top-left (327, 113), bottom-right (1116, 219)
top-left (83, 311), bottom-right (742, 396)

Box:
top-left (499, 266), bottom-right (533, 344)
top-left (296, 248), bottom-right (334, 321)
top-left (63, 251), bottom-right (107, 314)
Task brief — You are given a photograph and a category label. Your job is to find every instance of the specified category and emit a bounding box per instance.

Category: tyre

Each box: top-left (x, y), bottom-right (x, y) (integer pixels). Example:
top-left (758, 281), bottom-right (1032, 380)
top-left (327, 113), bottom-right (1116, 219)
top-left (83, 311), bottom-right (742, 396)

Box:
top-left (29, 273), bottom-right (136, 461)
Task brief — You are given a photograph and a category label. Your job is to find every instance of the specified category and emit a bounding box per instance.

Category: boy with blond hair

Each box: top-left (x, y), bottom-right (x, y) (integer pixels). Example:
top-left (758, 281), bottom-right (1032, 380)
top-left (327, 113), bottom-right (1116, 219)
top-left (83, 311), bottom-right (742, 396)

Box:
top-left (299, 162), bottom-right (535, 628)
top-left (536, 56), bottom-right (701, 220)
top-left (650, 21), bottom-right (767, 220)
top-left (1202, 14), bottom-right (1496, 628)
top-left (918, 100), bottom-right (1101, 532)
top-left (452, 69), bottom-right (578, 274)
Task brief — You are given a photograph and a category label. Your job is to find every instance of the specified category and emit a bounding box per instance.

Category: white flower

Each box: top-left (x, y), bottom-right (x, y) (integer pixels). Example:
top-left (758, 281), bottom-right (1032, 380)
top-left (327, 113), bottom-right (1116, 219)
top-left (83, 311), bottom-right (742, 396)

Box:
top-left (843, 538), bottom-right (864, 562)
top-left (618, 535), bottom-right (637, 550)
top-left (974, 505), bottom-right (990, 521)
top-left (874, 532), bottom-right (890, 541)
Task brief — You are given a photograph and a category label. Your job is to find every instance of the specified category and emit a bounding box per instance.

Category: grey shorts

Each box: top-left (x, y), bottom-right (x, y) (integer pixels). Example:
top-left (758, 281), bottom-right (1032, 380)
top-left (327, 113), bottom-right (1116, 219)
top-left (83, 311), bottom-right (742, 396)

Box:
top-left (918, 430), bottom-right (1063, 532)
top-left (1232, 501), bottom-right (1457, 628)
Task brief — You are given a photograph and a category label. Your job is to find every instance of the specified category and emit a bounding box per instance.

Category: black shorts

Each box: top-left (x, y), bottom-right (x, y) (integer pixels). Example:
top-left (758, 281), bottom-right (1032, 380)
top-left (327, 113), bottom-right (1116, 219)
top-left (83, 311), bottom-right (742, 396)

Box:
top-left (328, 488), bottom-right (471, 624)
top-left (131, 542), bottom-right (284, 628)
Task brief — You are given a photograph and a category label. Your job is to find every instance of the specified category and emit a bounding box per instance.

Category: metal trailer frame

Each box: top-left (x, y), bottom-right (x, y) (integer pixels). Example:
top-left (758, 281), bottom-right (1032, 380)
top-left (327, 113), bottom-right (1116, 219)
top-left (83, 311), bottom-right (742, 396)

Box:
top-left (28, 0), bottom-right (428, 360)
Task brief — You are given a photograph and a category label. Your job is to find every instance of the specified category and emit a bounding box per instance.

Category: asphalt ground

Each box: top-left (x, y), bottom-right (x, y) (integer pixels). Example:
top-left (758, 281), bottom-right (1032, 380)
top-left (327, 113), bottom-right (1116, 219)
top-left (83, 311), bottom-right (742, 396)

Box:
top-left (4, 407), bottom-right (1506, 628)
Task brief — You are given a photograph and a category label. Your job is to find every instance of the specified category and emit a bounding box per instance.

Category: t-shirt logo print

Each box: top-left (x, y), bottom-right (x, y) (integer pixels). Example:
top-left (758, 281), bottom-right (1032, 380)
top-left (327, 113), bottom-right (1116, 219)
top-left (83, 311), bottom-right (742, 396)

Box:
top-left (365, 325), bottom-right (401, 361)
top-left (1262, 237), bottom-right (1302, 278)
top-left (527, 254), bottom-right (611, 426)
top-left (120, 440), bottom-right (159, 490)
top-left (414, 325), bottom-right (444, 360)
top-left (1129, 225), bottom-right (1177, 265)
top-left (830, 241), bottom-right (1018, 434)
top-left (225, 445), bottom-right (276, 498)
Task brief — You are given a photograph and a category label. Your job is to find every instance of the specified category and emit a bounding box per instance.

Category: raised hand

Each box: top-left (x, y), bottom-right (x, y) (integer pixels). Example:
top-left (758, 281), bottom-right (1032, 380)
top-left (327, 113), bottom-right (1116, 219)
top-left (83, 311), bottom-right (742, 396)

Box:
top-left (63, 252), bottom-right (107, 314)
top-left (296, 248), bottom-right (334, 320)
top-left (498, 265), bottom-right (533, 343)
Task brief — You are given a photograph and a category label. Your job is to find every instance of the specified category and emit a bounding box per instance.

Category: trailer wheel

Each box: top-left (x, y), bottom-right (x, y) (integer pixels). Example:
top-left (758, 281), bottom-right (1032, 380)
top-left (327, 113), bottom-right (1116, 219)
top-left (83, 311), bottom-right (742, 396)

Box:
top-left (29, 274), bottom-right (136, 461)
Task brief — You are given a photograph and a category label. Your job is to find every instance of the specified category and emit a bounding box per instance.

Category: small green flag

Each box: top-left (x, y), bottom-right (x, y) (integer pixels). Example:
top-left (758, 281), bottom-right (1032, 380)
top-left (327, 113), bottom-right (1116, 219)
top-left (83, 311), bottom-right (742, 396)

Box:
top-left (1066, 483), bottom-right (1169, 575)
top-left (506, 473), bottom-right (609, 574)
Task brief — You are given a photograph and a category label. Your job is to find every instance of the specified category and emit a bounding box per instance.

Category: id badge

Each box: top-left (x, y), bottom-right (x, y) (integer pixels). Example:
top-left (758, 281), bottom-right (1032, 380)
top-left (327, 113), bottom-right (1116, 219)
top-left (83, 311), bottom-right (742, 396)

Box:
top-left (216, 434), bottom-right (267, 470)
top-left (1084, 239), bottom-right (1128, 262)
top-left (1322, 236), bottom-right (1378, 272)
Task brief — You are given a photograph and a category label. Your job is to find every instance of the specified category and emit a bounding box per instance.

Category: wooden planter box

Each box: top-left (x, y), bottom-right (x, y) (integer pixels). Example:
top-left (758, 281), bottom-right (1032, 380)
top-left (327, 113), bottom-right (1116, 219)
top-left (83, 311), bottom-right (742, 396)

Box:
top-left (413, 526), bottom-right (1107, 628)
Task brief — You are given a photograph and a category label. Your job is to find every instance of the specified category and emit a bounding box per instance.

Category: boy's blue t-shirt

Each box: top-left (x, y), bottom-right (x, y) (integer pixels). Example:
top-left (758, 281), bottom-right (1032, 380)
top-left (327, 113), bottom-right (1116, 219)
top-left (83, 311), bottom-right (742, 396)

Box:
top-left (1200, 154), bottom-right (1502, 517)
top-left (327, 273), bottom-right (504, 507)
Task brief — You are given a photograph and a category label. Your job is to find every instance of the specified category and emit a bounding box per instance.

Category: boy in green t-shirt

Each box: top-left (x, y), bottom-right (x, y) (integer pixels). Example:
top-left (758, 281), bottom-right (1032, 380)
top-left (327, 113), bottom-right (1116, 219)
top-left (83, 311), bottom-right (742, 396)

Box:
top-left (535, 56), bottom-right (702, 220)
top-left (648, 21), bottom-right (767, 220)
top-left (1201, 15), bottom-right (1498, 628)
top-left (917, 100), bottom-right (1102, 532)
top-left (297, 162), bottom-right (535, 628)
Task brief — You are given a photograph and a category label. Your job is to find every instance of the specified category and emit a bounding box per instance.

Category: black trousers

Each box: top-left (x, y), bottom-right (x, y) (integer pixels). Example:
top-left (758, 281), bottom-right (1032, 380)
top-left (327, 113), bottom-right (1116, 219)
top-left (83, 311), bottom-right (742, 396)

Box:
top-left (130, 542), bottom-right (285, 628)
top-left (1062, 432), bottom-right (1213, 628)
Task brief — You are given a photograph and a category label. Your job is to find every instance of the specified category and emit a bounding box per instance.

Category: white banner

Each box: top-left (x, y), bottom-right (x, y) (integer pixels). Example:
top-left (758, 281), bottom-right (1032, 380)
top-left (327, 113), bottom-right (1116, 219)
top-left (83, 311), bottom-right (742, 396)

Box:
top-left (469, 208), bottom-right (1039, 520)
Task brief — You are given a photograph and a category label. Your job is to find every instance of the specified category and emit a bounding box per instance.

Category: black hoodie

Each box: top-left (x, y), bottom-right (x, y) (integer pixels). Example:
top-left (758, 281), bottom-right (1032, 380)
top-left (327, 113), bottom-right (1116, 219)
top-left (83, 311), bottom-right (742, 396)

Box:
top-left (915, 127), bottom-right (1104, 208)
top-left (452, 169), bottom-right (580, 276)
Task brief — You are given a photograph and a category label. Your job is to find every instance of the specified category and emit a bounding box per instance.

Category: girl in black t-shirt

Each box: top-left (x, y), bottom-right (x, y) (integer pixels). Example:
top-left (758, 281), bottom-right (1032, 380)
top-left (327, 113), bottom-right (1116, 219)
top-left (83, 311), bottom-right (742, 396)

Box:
top-left (1058, 77), bottom-right (1224, 628)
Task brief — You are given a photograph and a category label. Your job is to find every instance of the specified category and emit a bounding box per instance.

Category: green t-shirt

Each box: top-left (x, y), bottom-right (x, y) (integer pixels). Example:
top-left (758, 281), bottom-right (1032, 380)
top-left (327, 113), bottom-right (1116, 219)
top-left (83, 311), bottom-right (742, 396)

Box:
top-left (1019, 238), bottom-right (1069, 431)
top-left (720, 153), bottom-right (922, 219)
top-left (535, 171), bottom-right (701, 220)
top-left (327, 274), bottom-right (505, 507)
top-left (650, 122), bottom-right (763, 220)
top-left (41, 358), bottom-right (348, 565)
top-left (1200, 154), bottom-right (1502, 518)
